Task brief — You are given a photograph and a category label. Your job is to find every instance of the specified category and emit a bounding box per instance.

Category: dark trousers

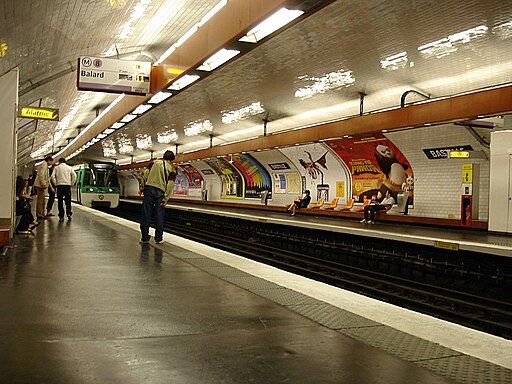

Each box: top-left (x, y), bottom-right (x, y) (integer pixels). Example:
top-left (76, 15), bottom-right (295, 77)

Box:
top-left (363, 205), bottom-right (387, 221)
top-left (140, 187), bottom-right (166, 242)
top-left (47, 186), bottom-right (55, 212)
top-left (16, 211), bottom-right (34, 232)
top-left (56, 185), bottom-right (72, 219)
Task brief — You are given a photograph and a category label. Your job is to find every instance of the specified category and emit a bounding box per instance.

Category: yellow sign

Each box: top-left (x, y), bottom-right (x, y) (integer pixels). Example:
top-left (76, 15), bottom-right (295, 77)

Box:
top-left (450, 151), bottom-right (470, 158)
top-left (462, 164), bottom-right (473, 183)
top-left (434, 241), bottom-right (459, 251)
top-left (336, 181), bottom-right (345, 197)
top-left (20, 107), bottom-right (59, 121)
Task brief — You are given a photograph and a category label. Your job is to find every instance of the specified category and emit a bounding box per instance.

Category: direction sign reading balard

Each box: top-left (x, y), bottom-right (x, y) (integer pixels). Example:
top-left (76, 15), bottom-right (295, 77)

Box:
top-left (80, 70), bottom-right (105, 78)
top-left (77, 56), bottom-right (151, 95)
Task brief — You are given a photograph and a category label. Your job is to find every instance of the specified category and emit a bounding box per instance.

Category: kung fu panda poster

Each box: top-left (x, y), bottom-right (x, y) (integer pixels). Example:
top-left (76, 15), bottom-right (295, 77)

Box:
top-left (325, 134), bottom-right (414, 204)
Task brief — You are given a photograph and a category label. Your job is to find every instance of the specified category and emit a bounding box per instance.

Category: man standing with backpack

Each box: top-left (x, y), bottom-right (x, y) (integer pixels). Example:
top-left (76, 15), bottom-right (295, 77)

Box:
top-left (139, 150), bottom-right (176, 244)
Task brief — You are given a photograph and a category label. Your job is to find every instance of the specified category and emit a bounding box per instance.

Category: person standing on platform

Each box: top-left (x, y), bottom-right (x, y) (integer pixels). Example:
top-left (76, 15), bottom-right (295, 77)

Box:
top-left (46, 165), bottom-right (56, 217)
top-left (33, 156), bottom-right (53, 220)
top-left (51, 158), bottom-right (77, 221)
top-left (140, 150), bottom-right (176, 244)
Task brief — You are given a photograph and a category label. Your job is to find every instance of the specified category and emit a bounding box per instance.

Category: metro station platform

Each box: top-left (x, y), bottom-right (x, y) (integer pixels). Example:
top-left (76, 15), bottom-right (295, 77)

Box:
top-left (1, 205), bottom-right (511, 383)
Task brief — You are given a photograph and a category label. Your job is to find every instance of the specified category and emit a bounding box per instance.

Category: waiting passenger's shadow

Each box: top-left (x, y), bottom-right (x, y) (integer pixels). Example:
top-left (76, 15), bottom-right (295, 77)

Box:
top-left (154, 247), bottom-right (163, 263)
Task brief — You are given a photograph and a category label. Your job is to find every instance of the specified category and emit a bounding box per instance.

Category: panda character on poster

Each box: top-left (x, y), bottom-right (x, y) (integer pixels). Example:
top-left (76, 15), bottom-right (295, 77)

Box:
top-left (374, 144), bottom-right (410, 200)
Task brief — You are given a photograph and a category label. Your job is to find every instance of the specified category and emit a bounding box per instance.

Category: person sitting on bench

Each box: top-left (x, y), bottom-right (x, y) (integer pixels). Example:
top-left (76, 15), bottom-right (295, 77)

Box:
top-left (286, 190), bottom-right (311, 216)
top-left (361, 190), bottom-right (395, 224)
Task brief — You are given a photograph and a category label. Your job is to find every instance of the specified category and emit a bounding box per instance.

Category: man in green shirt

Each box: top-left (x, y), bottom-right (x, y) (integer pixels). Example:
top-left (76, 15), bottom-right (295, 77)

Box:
top-left (140, 150), bottom-right (176, 244)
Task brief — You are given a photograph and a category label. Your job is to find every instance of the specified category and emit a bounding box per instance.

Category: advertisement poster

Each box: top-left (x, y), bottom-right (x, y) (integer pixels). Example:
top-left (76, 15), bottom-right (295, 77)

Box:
top-left (286, 172), bottom-right (301, 194)
top-left (325, 135), bottom-right (414, 203)
top-left (336, 181), bottom-right (345, 197)
top-left (180, 164), bottom-right (203, 189)
top-left (229, 153), bottom-right (272, 199)
top-left (173, 168), bottom-right (189, 195)
top-left (204, 158), bottom-right (244, 198)
top-left (280, 143), bottom-right (349, 201)
top-left (273, 173), bottom-right (287, 194)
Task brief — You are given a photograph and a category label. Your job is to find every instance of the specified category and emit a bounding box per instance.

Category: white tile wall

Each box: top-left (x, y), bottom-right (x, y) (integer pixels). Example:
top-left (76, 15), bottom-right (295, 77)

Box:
top-left (386, 125), bottom-right (490, 220)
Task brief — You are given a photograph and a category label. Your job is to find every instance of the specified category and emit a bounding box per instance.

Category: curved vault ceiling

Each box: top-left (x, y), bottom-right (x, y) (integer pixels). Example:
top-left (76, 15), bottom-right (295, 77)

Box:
top-left (3, 0), bottom-right (512, 166)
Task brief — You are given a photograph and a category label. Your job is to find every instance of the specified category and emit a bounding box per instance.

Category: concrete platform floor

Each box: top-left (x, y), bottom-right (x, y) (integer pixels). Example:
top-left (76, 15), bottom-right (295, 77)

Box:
top-left (0, 206), bottom-right (487, 383)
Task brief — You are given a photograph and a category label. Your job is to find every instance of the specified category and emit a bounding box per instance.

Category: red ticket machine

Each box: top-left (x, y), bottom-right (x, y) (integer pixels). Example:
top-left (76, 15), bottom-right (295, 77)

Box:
top-left (461, 164), bottom-right (479, 227)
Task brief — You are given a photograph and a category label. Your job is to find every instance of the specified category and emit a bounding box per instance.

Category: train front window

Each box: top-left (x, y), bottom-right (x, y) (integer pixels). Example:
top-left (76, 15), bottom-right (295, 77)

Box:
top-left (84, 167), bottom-right (119, 187)
top-left (90, 169), bottom-right (119, 187)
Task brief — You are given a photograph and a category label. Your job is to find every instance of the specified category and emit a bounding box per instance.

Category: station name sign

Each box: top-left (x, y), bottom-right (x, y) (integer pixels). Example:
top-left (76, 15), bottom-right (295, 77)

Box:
top-left (423, 145), bottom-right (473, 159)
top-left (19, 106), bottom-right (59, 121)
top-left (77, 56), bottom-right (151, 95)
top-left (268, 162), bottom-right (291, 170)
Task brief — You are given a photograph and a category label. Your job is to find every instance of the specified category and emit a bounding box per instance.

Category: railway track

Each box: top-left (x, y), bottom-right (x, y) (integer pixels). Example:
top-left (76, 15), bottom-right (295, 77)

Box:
top-left (111, 203), bottom-right (512, 339)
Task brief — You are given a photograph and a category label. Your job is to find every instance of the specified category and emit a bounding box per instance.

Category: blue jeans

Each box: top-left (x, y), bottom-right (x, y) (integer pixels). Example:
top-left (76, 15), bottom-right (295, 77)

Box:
top-left (140, 186), bottom-right (166, 242)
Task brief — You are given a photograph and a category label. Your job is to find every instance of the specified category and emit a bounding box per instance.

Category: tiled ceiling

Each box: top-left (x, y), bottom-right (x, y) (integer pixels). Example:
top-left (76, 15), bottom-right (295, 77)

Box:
top-left (3, 0), bottom-right (512, 166)
top-left (0, 0), bottom-right (221, 165)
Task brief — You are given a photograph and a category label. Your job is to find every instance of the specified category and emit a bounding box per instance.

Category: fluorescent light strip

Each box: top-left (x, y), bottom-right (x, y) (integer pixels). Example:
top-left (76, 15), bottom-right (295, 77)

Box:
top-left (112, 122), bottom-right (125, 129)
top-left (239, 8), bottom-right (304, 43)
top-left (56, 94), bottom-right (126, 160)
top-left (197, 48), bottom-right (240, 71)
top-left (168, 74), bottom-right (200, 90)
top-left (120, 113), bottom-right (137, 123)
top-left (148, 91), bottom-right (172, 104)
top-left (132, 104), bottom-right (152, 114)
top-left (155, 0), bottom-right (228, 65)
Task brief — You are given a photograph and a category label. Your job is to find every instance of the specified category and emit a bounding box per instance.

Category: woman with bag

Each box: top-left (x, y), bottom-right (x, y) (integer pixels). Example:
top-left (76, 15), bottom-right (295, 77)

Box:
top-left (15, 176), bottom-right (40, 234)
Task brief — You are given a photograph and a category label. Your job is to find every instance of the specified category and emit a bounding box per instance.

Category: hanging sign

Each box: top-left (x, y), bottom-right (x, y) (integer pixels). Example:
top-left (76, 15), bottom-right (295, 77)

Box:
top-left (77, 56), bottom-right (151, 95)
top-left (19, 106), bottom-right (59, 121)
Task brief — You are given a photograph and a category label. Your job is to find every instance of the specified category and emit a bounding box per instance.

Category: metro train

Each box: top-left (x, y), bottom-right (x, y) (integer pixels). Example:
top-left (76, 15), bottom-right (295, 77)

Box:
top-left (72, 162), bottom-right (120, 208)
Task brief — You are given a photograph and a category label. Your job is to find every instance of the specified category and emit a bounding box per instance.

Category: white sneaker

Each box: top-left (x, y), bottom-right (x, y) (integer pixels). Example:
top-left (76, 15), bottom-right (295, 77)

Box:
top-left (155, 239), bottom-right (164, 244)
top-left (360, 219), bottom-right (367, 223)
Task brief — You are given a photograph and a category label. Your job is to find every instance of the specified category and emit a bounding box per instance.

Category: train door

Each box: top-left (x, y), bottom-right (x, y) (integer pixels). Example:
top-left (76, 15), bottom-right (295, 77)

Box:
top-left (508, 155), bottom-right (512, 232)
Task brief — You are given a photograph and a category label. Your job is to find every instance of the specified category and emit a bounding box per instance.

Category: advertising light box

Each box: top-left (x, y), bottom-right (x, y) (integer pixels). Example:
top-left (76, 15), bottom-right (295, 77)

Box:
top-left (77, 56), bottom-right (151, 95)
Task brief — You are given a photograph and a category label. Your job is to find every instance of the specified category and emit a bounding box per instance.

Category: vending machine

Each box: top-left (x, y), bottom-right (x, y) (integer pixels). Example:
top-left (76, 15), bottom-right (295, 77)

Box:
top-left (461, 164), bottom-right (479, 226)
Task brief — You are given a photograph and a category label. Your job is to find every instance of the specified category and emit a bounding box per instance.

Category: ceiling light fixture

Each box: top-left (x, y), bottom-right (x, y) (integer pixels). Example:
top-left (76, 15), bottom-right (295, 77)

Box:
top-left (239, 8), bottom-right (304, 43)
top-left (168, 74), bottom-right (200, 91)
top-left (120, 113), bottom-right (137, 123)
top-left (111, 122), bottom-right (125, 129)
top-left (197, 48), bottom-right (240, 71)
top-left (132, 104), bottom-right (152, 114)
top-left (53, 93), bottom-right (126, 160)
top-left (155, 0), bottom-right (228, 65)
top-left (148, 91), bottom-right (172, 104)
